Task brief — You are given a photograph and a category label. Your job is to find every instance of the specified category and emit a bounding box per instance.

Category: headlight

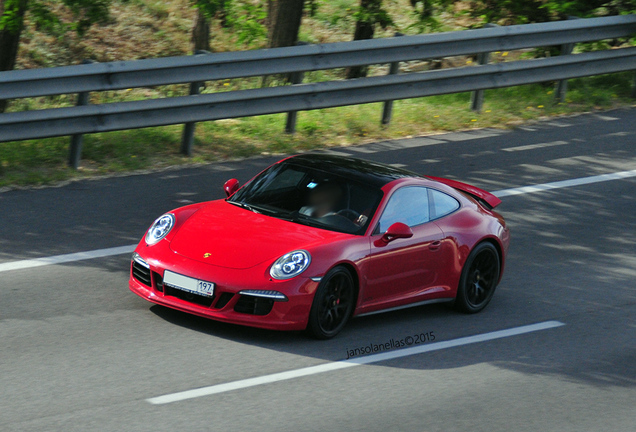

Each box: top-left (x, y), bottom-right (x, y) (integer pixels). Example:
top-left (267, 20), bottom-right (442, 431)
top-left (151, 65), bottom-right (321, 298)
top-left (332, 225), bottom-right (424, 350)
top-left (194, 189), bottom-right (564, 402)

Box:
top-left (270, 250), bottom-right (311, 280)
top-left (145, 214), bottom-right (175, 245)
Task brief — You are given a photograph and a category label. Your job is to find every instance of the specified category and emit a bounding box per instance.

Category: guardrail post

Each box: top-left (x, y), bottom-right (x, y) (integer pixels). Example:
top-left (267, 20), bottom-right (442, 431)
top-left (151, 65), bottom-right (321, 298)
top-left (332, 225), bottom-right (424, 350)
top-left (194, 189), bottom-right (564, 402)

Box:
top-left (555, 43), bottom-right (575, 102)
top-left (285, 42), bottom-right (308, 134)
top-left (555, 16), bottom-right (580, 103)
top-left (381, 33), bottom-right (404, 126)
top-left (471, 24), bottom-right (498, 112)
top-left (68, 59), bottom-right (95, 169)
top-left (284, 70), bottom-right (305, 134)
top-left (181, 50), bottom-right (210, 156)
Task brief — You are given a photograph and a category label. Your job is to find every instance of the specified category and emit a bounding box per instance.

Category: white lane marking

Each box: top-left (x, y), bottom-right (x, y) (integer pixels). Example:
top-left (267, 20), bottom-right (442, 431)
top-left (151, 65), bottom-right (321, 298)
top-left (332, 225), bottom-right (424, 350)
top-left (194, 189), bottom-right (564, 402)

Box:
top-left (0, 245), bottom-right (136, 273)
top-left (542, 121), bottom-right (573, 128)
top-left (1, 168), bottom-right (635, 274)
top-left (502, 140), bottom-right (568, 152)
top-left (592, 114), bottom-right (619, 121)
top-left (146, 320), bottom-right (564, 405)
top-left (492, 169), bottom-right (636, 198)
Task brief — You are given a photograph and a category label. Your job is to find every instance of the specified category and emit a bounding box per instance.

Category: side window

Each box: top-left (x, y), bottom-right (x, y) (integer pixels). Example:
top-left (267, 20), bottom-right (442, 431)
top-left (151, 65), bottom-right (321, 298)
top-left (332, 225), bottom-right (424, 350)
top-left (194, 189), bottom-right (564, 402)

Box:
top-left (429, 189), bottom-right (460, 220)
top-left (377, 186), bottom-right (430, 233)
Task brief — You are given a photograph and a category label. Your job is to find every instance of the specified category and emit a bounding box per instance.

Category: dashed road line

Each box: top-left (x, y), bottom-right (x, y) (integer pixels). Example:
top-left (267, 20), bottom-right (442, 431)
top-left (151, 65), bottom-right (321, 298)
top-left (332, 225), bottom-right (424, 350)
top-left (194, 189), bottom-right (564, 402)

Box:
top-left (502, 140), bottom-right (568, 152)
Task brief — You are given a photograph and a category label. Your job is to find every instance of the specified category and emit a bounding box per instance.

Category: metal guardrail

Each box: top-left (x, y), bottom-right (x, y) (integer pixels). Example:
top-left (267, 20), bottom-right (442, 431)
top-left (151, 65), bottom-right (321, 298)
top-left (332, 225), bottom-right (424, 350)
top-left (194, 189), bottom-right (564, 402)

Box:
top-left (1, 15), bottom-right (635, 167)
top-left (3, 46), bottom-right (636, 141)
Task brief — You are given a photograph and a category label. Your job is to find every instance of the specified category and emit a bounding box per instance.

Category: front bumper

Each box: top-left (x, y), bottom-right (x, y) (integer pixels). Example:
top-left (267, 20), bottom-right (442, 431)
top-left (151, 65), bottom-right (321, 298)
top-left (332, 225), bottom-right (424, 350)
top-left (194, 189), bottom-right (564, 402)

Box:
top-left (129, 242), bottom-right (320, 331)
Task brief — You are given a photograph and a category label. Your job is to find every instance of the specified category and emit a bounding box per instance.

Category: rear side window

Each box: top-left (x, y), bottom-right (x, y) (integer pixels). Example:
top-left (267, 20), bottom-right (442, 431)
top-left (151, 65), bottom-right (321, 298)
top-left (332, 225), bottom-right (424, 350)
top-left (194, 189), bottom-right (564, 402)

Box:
top-left (429, 189), bottom-right (460, 220)
top-left (377, 186), bottom-right (430, 232)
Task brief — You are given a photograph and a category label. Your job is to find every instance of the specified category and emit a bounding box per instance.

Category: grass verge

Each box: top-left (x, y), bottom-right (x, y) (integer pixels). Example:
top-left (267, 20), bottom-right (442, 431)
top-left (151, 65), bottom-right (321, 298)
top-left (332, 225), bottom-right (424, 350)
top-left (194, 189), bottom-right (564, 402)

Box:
top-left (1, 72), bottom-right (634, 189)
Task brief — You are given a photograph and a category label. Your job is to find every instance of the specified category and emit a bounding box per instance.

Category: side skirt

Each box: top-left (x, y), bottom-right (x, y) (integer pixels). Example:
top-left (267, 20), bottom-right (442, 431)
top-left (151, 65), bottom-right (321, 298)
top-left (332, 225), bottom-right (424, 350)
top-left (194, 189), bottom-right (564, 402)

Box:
top-left (354, 297), bottom-right (454, 318)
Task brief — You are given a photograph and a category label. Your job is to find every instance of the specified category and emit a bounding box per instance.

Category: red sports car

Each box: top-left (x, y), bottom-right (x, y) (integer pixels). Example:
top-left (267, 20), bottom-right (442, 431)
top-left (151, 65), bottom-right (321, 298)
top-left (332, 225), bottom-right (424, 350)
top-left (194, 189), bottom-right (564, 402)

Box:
top-left (130, 155), bottom-right (510, 339)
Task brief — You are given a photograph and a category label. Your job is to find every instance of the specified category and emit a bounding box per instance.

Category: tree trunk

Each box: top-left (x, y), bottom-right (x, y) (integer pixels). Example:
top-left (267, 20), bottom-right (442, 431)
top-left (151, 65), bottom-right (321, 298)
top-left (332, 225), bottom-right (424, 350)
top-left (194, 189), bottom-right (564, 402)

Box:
top-left (267, 0), bottom-right (305, 49)
top-left (0, 0), bottom-right (29, 113)
top-left (266, 0), bottom-right (278, 37)
top-left (192, 7), bottom-right (210, 53)
top-left (346, 0), bottom-right (380, 79)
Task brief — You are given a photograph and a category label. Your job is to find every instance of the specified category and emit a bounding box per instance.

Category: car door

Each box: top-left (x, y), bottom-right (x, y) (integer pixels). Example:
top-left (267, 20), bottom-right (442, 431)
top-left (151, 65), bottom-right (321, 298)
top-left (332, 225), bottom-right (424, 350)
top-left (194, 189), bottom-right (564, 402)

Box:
top-left (362, 186), bottom-right (447, 309)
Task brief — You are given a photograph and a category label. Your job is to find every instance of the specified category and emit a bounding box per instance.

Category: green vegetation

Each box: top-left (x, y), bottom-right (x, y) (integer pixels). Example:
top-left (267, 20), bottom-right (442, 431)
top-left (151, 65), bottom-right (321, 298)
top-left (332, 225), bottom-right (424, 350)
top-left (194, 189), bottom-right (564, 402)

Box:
top-left (467, 0), bottom-right (636, 25)
top-left (1, 0), bottom-right (635, 188)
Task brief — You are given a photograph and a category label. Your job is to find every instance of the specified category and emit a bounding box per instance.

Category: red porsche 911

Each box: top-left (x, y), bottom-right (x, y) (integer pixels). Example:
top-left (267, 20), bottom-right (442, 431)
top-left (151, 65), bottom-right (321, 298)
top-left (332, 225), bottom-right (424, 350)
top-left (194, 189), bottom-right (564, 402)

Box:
top-left (130, 155), bottom-right (510, 339)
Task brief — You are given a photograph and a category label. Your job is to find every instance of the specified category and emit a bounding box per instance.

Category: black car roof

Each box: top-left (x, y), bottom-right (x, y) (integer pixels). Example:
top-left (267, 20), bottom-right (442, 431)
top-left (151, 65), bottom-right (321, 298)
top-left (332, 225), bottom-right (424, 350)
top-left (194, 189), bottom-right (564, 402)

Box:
top-left (285, 154), bottom-right (422, 188)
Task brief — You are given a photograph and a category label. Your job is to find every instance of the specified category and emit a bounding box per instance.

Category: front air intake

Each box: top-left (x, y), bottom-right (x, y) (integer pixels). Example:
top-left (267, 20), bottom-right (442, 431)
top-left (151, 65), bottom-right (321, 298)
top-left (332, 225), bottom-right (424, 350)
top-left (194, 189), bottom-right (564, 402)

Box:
top-left (234, 295), bottom-right (274, 316)
top-left (132, 260), bottom-right (151, 287)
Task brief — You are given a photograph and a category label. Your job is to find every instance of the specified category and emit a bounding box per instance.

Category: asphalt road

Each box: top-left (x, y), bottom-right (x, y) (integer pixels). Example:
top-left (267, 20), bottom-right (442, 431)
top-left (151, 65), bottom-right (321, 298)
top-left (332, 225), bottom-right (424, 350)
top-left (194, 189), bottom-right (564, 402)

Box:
top-left (1, 109), bottom-right (635, 432)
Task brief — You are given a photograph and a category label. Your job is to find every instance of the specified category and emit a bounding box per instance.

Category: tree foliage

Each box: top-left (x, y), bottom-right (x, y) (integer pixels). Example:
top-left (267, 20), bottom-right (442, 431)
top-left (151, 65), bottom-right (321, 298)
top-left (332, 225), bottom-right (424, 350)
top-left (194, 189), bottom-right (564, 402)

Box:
top-left (408, 0), bottom-right (453, 32)
top-left (1, 0), bottom-right (111, 36)
top-left (194, 0), bottom-right (227, 19)
top-left (190, 0), bottom-right (268, 49)
top-left (0, 0), bottom-right (27, 33)
top-left (226, 0), bottom-right (266, 45)
top-left (467, 0), bottom-right (636, 25)
top-left (352, 0), bottom-right (393, 30)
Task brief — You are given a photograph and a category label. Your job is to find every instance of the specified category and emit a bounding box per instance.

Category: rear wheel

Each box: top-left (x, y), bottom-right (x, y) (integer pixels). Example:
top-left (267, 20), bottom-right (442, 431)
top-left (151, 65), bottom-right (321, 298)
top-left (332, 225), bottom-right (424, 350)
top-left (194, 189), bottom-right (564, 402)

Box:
top-left (455, 242), bottom-right (500, 313)
top-left (307, 266), bottom-right (355, 339)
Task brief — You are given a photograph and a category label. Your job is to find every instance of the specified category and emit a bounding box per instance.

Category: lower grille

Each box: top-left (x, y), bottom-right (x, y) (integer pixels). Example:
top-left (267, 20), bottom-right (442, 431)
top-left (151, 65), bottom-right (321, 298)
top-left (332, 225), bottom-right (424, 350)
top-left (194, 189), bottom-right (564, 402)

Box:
top-left (234, 295), bottom-right (274, 316)
top-left (132, 261), bottom-right (151, 287)
top-left (164, 285), bottom-right (215, 307)
top-left (213, 292), bottom-right (234, 309)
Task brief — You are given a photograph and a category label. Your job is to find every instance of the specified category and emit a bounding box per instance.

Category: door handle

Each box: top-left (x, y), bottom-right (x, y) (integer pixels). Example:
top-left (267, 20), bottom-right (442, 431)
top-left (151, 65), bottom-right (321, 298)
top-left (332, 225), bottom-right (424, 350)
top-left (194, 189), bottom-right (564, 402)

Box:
top-left (429, 240), bottom-right (442, 251)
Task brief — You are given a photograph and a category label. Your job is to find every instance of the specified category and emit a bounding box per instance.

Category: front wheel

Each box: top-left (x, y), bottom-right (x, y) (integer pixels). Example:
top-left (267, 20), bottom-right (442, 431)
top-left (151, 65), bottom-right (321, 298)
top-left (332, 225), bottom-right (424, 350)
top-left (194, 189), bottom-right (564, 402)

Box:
top-left (455, 242), bottom-right (500, 314)
top-left (307, 266), bottom-right (355, 339)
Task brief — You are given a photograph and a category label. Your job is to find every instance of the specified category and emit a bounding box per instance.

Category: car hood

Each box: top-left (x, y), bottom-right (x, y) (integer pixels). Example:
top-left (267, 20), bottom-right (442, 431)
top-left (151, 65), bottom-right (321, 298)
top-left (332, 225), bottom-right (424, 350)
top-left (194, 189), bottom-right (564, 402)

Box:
top-left (169, 200), bottom-right (350, 269)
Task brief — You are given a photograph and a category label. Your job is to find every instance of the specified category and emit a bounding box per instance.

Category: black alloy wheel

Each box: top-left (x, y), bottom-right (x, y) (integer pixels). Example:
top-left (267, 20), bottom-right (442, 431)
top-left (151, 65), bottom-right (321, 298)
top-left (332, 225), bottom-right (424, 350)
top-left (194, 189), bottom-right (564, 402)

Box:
top-left (455, 242), bottom-right (500, 313)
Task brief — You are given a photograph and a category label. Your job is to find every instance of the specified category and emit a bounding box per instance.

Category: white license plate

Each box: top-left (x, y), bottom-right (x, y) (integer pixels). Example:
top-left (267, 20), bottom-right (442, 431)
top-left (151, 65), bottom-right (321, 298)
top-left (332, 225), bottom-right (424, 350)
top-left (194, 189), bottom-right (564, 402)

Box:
top-left (163, 271), bottom-right (215, 297)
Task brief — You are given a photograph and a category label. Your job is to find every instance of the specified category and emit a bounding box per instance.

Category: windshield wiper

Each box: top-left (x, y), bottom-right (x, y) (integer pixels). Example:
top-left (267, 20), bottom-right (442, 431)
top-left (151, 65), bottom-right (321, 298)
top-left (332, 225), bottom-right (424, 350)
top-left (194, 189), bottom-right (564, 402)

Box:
top-left (228, 201), bottom-right (261, 214)
top-left (229, 201), bottom-right (289, 217)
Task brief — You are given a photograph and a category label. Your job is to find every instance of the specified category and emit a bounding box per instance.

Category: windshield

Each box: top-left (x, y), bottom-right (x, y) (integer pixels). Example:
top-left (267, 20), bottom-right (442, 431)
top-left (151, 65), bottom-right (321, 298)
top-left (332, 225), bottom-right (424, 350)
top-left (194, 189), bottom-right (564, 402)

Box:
top-left (229, 162), bottom-right (383, 235)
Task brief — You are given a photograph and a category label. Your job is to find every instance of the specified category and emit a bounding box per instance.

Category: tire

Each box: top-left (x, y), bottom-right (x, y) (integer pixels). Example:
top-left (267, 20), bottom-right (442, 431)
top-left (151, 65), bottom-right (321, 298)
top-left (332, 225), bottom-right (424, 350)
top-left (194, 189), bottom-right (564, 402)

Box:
top-left (307, 266), bottom-right (356, 339)
top-left (455, 242), bottom-right (500, 314)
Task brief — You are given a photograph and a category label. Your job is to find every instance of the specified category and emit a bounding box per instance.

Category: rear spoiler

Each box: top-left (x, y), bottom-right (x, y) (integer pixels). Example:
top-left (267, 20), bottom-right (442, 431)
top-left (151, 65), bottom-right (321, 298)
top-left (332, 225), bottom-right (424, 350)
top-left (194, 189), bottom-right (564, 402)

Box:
top-left (427, 176), bottom-right (502, 209)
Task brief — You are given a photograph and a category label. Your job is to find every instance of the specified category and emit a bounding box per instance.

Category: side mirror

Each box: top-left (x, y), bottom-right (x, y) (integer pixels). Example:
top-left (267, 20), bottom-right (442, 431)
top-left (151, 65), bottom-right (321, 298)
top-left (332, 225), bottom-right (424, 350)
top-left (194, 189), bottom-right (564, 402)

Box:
top-left (377, 222), bottom-right (413, 246)
top-left (224, 178), bottom-right (240, 197)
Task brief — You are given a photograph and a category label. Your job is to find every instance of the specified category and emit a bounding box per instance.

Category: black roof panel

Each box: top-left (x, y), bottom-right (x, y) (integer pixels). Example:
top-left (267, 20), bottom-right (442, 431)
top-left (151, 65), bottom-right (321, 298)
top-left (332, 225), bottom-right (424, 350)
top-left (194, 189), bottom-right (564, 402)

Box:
top-left (285, 154), bottom-right (421, 188)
